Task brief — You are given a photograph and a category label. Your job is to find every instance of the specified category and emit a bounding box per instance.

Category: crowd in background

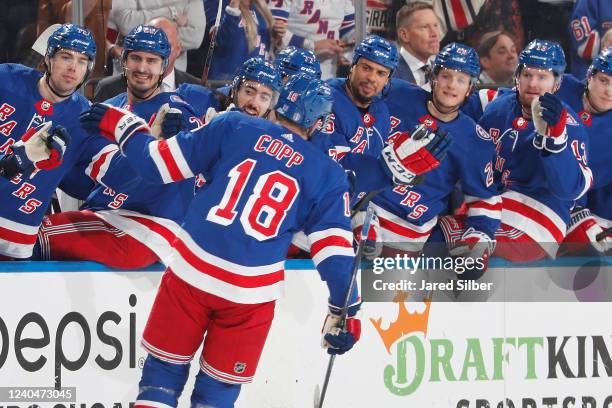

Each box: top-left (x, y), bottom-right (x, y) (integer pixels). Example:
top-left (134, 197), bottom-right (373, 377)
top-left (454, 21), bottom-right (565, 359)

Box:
top-left (0, 0), bottom-right (609, 96)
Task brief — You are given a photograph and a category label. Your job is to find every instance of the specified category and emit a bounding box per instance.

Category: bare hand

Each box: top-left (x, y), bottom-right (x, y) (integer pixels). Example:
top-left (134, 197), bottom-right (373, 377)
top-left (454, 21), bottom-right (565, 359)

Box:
top-left (314, 39), bottom-right (344, 60)
top-left (273, 19), bottom-right (287, 37)
top-left (175, 12), bottom-right (189, 27)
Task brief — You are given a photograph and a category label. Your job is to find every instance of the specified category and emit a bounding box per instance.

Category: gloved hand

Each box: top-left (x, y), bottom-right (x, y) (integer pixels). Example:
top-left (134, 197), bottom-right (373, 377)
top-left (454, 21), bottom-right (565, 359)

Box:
top-left (449, 227), bottom-right (495, 279)
top-left (80, 103), bottom-right (150, 149)
top-left (321, 300), bottom-right (361, 355)
top-left (351, 210), bottom-right (382, 260)
top-left (1, 122), bottom-right (70, 179)
top-left (532, 92), bottom-right (568, 153)
top-left (380, 124), bottom-right (452, 185)
top-left (565, 207), bottom-right (610, 253)
top-left (148, 103), bottom-right (185, 139)
top-left (204, 103), bottom-right (235, 124)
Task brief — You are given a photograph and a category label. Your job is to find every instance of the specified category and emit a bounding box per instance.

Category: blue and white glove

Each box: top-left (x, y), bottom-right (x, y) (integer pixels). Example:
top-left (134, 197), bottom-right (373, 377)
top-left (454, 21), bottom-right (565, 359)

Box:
top-left (80, 103), bottom-right (150, 150)
top-left (532, 92), bottom-right (568, 153)
top-left (321, 300), bottom-right (361, 355)
top-left (0, 122), bottom-right (70, 179)
top-left (380, 124), bottom-right (452, 185)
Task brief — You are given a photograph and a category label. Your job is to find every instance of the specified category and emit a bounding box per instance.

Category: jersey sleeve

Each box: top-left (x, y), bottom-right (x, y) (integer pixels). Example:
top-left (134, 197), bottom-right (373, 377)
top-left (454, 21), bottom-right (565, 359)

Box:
top-left (340, 0), bottom-right (355, 39)
top-left (268, 0), bottom-right (309, 49)
top-left (211, 2), bottom-right (244, 52)
top-left (540, 117), bottom-right (593, 201)
top-left (302, 177), bottom-right (358, 308)
top-left (120, 113), bottom-right (228, 184)
top-left (457, 125), bottom-right (502, 239)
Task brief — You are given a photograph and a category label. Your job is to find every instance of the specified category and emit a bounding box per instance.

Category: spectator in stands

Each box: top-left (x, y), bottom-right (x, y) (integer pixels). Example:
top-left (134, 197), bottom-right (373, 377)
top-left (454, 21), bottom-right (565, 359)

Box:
top-left (110, 0), bottom-right (205, 72)
top-left (477, 30), bottom-right (518, 85)
top-left (602, 28), bottom-right (612, 50)
top-left (268, 0), bottom-right (355, 80)
top-left (568, 0), bottom-right (610, 79)
top-left (93, 16), bottom-right (201, 102)
top-left (394, 2), bottom-right (441, 88)
top-left (0, 1), bottom-right (39, 64)
top-left (37, 0), bottom-right (112, 77)
top-left (192, 0), bottom-right (275, 81)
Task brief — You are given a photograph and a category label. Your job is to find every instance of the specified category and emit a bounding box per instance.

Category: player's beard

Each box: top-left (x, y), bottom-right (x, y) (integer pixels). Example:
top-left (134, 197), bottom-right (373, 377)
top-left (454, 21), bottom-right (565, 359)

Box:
top-left (348, 80), bottom-right (373, 107)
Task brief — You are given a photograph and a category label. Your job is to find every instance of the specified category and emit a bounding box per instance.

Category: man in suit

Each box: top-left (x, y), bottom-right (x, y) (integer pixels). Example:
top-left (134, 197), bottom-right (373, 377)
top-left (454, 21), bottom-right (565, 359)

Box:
top-left (93, 16), bottom-right (200, 102)
top-left (394, 2), bottom-right (441, 89)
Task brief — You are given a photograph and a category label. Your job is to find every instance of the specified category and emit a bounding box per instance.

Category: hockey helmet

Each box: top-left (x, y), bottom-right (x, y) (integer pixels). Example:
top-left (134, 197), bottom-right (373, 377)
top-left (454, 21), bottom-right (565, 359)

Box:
top-left (275, 74), bottom-right (333, 128)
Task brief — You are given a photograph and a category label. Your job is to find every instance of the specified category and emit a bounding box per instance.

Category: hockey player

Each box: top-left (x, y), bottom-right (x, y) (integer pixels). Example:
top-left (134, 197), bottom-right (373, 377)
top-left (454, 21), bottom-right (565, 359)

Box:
top-left (0, 24), bottom-right (130, 260)
top-left (274, 45), bottom-right (322, 81)
top-left (210, 57), bottom-right (283, 121)
top-left (449, 39), bottom-right (592, 262)
top-left (557, 47), bottom-right (612, 254)
top-left (34, 25), bottom-right (215, 269)
top-left (80, 75), bottom-right (360, 408)
top-left (369, 43), bottom-right (501, 266)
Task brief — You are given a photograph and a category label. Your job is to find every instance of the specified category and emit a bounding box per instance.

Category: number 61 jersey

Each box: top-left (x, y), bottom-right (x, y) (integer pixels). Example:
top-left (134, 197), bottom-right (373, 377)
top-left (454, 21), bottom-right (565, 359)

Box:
top-left (120, 111), bottom-right (356, 305)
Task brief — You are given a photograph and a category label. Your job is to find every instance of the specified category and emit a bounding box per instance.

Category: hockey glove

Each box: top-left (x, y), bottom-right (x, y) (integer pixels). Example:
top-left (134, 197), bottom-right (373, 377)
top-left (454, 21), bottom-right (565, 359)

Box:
top-left (1, 122), bottom-right (70, 179)
top-left (322, 300), bottom-right (361, 355)
top-left (148, 103), bottom-right (185, 139)
top-left (380, 124), bottom-right (452, 185)
top-left (80, 103), bottom-right (150, 150)
top-left (531, 92), bottom-right (567, 153)
top-left (564, 207), bottom-right (610, 254)
top-left (352, 210), bottom-right (382, 260)
top-left (449, 227), bottom-right (495, 280)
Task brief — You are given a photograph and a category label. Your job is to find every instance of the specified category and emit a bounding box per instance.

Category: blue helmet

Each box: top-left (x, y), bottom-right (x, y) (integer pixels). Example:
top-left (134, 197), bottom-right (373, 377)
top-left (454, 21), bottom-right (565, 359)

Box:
top-left (588, 47), bottom-right (612, 77)
top-left (352, 35), bottom-right (399, 73)
top-left (47, 23), bottom-right (96, 63)
top-left (123, 25), bottom-right (171, 70)
top-left (517, 39), bottom-right (566, 77)
top-left (434, 42), bottom-right (480, 78)
top-left (275, 46), bottom-right (322, 79)
top-left (232, 57), bottom-right (283, 93)
top-left (276, 74), bottom-right (333, 128)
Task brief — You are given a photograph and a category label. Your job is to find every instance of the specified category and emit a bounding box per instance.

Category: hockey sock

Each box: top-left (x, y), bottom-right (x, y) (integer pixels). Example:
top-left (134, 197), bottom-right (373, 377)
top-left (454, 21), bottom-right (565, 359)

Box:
top-left (135, 355), bottom-right (190, 408)
top-left (191, 370), bottom-right (241, 408)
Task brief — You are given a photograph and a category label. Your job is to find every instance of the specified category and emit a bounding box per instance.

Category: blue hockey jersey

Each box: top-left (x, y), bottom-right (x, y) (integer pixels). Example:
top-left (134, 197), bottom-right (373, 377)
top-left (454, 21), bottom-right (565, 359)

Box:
top-left (479, 90), bottom-right (593, 254)
top-left (569, 0), bottom-right (612, 79)
top-left (557, 73), bottom-right (612, 225)
top-left (0, 64), bottom-right (117, 258)
top-left (120, 111), bottom-right (356, 305)
top-left (371, 79), bottom-right (501, 251)
top-left (462, 87), bottom-right (512, 122)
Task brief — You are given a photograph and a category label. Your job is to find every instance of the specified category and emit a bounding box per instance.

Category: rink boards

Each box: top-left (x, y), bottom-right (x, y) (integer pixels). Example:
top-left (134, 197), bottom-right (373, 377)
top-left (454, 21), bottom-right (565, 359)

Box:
top-left (1, 259), bottom-right (612, 408)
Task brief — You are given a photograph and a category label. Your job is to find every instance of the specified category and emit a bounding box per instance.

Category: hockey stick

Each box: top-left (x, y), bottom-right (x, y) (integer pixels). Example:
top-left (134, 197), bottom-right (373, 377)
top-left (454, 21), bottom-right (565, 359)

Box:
top-left (596, 226), bottom-right (612, 243)
top-left (201, 0), bottom-right (224, 85)
top-left (314, 205), bottom-right (376, 408)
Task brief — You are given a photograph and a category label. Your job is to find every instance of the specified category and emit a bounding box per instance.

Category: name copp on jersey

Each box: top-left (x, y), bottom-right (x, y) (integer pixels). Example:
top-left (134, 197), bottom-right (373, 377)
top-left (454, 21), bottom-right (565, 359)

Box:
top-left (372, 79), bottom-right (501, 251)
top-left (120, 111), bottom-right (355, 305)
top-left (479, 91), bottom-right (593, 255)
top-left (557, 73), bottom-right (612, 226)
top-left (0, 64), bottom-right (116, 258)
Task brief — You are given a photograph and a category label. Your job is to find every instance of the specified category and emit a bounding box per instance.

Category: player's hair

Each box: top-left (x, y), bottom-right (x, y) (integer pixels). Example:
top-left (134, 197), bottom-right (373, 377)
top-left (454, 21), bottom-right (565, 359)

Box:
top-left (396, 2), bottom-right (435, 31)
top-left (477, 30), bottom-right (514, 59)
